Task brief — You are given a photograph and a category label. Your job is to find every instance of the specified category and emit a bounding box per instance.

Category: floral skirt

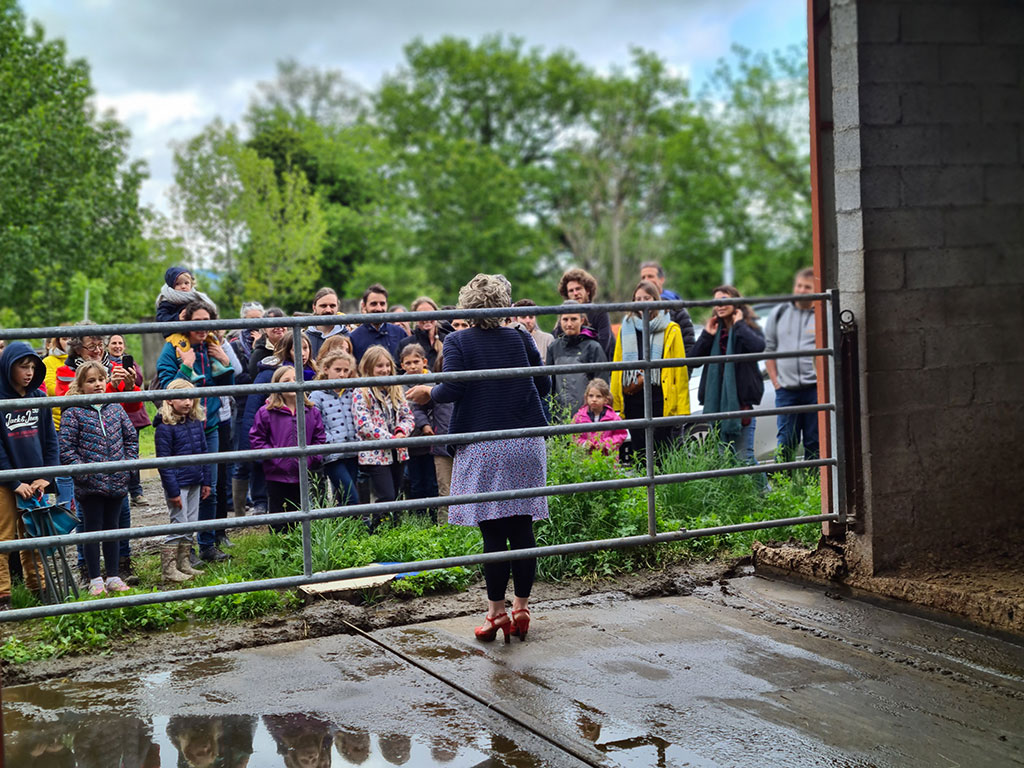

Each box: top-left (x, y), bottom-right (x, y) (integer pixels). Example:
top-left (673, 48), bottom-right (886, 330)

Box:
top-left (448, 437), bottom-right (548, 526)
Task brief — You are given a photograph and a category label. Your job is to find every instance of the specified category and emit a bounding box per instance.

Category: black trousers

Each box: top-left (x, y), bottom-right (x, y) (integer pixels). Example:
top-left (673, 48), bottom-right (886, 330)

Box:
top-left (80, 494), bottom-right (124, 580)
top-left (266, 480), bottom-right (301, 534)
top-left (478, 515), bottom-right (536, 603)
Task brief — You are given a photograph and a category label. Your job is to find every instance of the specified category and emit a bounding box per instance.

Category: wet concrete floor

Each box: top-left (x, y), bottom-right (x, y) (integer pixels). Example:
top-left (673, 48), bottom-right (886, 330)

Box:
top-left (4, 574), bottom-right (1024, 766)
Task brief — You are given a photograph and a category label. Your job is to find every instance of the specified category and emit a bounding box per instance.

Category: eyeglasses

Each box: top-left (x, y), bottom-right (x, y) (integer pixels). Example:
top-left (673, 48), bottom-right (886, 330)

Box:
top-left (82, 339), bottom-right (104, 351)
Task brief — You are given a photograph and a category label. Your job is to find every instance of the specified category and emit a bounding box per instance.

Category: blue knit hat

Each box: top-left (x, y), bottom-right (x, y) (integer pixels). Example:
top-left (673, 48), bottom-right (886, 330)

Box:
top-left (165, 266), bottom-right (191, 288)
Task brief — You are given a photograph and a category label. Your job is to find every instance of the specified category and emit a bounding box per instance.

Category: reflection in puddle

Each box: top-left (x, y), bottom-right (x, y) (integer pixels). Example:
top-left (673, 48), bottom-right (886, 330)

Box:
top-left (3, 694), bottom-right (554, 767)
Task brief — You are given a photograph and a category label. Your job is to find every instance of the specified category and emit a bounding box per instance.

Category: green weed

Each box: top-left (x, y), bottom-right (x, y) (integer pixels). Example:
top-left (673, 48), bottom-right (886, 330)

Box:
top-left (1, 433), bottom-right (822, 662)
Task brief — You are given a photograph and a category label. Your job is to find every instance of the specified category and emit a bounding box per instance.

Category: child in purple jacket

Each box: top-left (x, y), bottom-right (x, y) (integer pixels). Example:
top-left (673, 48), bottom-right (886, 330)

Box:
top-left (572, 378), bottom-right (629, 457)
top-left (249, 366), bottom-right (326, 534)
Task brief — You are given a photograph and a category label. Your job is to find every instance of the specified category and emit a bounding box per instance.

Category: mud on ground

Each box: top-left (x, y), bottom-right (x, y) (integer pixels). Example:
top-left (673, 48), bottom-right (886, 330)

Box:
top-left (3, 475), bottom-right (743, 686)
top-left (752, 535), bottom-right (1024, 637)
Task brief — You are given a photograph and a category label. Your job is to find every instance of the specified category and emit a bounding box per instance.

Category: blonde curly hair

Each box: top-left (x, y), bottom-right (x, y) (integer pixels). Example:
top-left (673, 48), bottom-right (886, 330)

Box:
top-left (457, 274), bottom-right (512, 330)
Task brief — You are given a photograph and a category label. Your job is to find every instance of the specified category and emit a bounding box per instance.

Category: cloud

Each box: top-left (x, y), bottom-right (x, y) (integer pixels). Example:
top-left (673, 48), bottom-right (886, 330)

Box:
top-left (94, 90), bottom-right (206, 134)
top-left (21, 0), bottom-right (803, 209)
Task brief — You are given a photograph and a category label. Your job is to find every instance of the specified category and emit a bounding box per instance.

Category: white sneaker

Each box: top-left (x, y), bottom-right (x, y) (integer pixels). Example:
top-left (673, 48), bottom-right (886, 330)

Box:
top-left (105, 576), bottom-right (130, 593)
top-left (88, 578), bottom-right (106, 596)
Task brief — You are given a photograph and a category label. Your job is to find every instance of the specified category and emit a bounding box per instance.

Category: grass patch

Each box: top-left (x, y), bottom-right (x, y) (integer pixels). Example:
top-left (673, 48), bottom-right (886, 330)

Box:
top-left (139, 401), bottom-right (158, 458)
top-left (1, 433), bottom-right (821, 662)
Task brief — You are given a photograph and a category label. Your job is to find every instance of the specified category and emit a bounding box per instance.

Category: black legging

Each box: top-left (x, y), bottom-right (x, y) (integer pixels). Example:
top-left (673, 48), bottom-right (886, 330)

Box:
top-left (79, 493), bottom-right (124, 580)
top-left (266, 480), bottom-right (301, 535)
top-left (478, 515), bottom-right (536, 602)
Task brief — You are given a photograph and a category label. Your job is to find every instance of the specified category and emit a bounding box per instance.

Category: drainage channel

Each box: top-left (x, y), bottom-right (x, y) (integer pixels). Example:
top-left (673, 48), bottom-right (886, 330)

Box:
top-left (343, 619), bottom-right (609, 768)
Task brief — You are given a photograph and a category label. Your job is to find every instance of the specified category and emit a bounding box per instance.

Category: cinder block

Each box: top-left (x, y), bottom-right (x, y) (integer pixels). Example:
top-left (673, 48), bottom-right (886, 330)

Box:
top-left (905, 247), bottom-right (988, 290)
top-left (832, 44), bottom-right (860, 89)
top-left (858, 3), bottom-right (899, 43)
top-left (901, 3), bottom-right (980, 44)
top-left (833, 85), bottom-right (862, 131)
top-left (860, 43), bottom-right (939, 84)
top-left (862, 288), bottom-right (936, 332)
top-left (981, 84), bottom-right (1024, 123)
top-left (837, 210), bottom-right (865, 251)
top-left (984, 167), bottom-right (1024, 205)
top-left (868, 449), bottom-right (922, 496)
top-left (833, 126), bottom-right (862, 173)
top-left (860, 83), bottom-right (903, 125)
top-left (940, 45), bottom-right (1018, 84)
top-left (901, 166), bottom-right (983, 207)
top-left (923, 324), bottom-right (1003, 368)
top-left (984, 247), bottom-right (1024, 285)
top-left (861, 125), bottom-right (943, 167)
top-left (860, 166), bottom-right (901, 209)
top-left (901, 84), bottom-right (981, 125)
top-left (834, 170), bottom-right (863, 213)
top-left (981, 5), bottom-right (1024, 46)
top-left (946, 366), bottom-right (975, 407)
top-left (944, 204), bottom-right (1024, 247)
top-left (934, 284), bottom-right (1023, 329)
top-left (865, 328), bottom-right (925, 371)
top-left (973, 364), bottom-right (1024, 403)
top-left (862, 208), bottom-right (944, 250)
top-left (942, 124), bottom-right (1019, 165)
top-left (866, 368), bottom-right (951, 413)
top-left (832, 2), bottom-right (859, 47)
top-left (837, 248), bottom-right (865, 293)
top-left (863, 249), bottom-right (905, 292)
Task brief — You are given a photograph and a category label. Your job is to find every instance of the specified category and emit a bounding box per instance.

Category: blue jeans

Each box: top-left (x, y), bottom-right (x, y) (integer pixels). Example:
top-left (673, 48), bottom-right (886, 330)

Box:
top-left (775, 386), bottom-right (819, 461)
top-left (198, 426), bottom-right (219, 550)
top-left (725, 419), bottom-right (756, 466)
top-left (323, 458), bottom-right (360, 507)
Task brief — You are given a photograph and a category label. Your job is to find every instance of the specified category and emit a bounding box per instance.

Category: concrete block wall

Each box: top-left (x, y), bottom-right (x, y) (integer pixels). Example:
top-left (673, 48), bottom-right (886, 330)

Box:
top-left (831, 0), bottom-right (1024, 573)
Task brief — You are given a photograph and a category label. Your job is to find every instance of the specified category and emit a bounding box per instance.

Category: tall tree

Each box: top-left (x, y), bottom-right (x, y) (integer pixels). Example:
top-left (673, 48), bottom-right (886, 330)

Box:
top-left (0, 0), bottom-right (147, 327)
top-left (664, 44), bottom-right (811, 300)
top-left (235, 147), bottom-right (326, 311)
top-left (376, 35), bottom-right (591, 168)
top-left (169, 119), bottom-right (246, 275)
top-left (246, 58), bottom-right (365, 132)
top-left (547, 50), bottom-right (692, 301)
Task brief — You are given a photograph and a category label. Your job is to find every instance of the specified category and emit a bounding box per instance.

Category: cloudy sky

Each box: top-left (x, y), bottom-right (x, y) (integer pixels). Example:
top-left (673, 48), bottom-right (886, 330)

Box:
top-left (21, 0), bottom-right (806, 211)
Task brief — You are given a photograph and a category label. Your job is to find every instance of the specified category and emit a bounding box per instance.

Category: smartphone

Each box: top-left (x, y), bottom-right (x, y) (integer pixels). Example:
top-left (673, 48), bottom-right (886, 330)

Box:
top-left (122, 354), bottom-right (134, 369)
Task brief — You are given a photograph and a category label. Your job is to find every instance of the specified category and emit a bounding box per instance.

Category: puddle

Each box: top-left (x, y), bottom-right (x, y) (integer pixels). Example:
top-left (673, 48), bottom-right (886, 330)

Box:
top-left (2, 709), bottom-right (555, 767)
top-left (3, 684), bottom-right (562, 767)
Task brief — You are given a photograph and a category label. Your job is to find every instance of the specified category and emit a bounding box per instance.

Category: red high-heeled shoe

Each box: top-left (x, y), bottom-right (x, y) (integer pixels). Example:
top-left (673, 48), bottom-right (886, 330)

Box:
top-left (510, 608), bottom-right (530, 641)
top-left (474, 612), bottom-right (511, 643)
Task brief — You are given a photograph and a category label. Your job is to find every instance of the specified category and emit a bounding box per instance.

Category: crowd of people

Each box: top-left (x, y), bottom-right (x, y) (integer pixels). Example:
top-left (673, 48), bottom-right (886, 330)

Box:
top-left (0, 260), bottom-right (820, 639)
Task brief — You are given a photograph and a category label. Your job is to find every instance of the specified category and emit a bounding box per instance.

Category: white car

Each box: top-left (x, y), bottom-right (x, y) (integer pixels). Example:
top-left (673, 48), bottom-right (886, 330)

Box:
top-left (685, 360), bottom-right (779, 463)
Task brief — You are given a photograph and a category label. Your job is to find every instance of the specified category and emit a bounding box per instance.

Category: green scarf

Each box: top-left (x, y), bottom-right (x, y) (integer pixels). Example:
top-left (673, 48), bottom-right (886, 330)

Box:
top-left (621, 310), bottom-right (670, 387)
top-left (703, 325), bottom-right (741, 443)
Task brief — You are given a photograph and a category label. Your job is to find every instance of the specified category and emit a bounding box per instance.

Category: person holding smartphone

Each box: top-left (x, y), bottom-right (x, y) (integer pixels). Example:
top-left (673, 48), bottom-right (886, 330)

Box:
top-left (107, 335), bottom-right (151, 507)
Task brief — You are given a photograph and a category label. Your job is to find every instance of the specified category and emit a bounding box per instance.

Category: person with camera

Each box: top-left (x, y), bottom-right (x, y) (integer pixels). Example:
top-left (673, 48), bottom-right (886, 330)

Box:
top-left (610, 280), bottom-right (689, 463)
top-left (107, 335), bottom-right (151, 507)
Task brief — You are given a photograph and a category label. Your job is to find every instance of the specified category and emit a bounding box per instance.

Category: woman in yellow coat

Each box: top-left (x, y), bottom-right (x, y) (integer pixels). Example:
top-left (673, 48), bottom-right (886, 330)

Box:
top-left (611, 280), bottom-right (689, 461)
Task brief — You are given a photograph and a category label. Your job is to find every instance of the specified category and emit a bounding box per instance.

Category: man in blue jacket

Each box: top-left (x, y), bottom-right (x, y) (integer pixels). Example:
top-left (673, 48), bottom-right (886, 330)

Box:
top-left (349, 283), bottom-right (407, 364)
top-left (0, 342), bottom-right (58, 606)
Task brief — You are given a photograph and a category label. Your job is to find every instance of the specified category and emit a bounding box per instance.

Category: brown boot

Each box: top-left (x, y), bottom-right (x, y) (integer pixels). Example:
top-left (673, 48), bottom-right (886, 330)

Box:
top-left (160, 546), bottom-right (191, 583)
top-left (176, 542), bottom-right (203, 576)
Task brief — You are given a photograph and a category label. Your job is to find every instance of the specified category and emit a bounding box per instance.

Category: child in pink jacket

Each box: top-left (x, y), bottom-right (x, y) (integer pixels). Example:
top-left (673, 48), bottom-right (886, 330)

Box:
top-left (572, 378), bottom-right (629, 456)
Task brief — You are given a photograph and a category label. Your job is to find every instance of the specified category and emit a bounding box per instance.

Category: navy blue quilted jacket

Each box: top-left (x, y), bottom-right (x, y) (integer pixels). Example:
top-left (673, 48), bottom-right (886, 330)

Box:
top-left (153, 414), bottom-right (211, 499)
top-left (59, 403), bottom-right (139, 498)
